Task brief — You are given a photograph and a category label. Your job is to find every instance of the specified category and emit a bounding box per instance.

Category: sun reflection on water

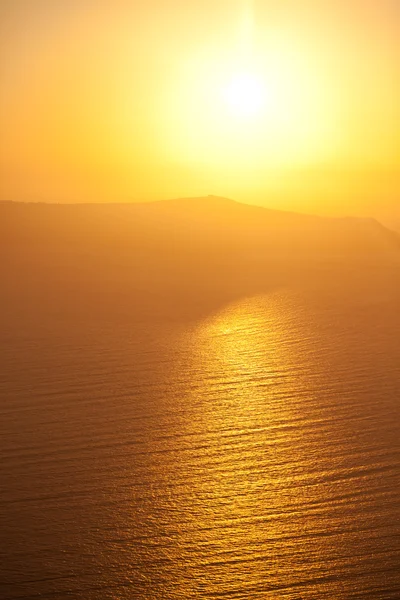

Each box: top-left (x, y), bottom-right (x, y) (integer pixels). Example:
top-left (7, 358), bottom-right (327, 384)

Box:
top-left (127, 291), bottom-right (387, 598)
top-left (158, 292), bottom-right (336, 597)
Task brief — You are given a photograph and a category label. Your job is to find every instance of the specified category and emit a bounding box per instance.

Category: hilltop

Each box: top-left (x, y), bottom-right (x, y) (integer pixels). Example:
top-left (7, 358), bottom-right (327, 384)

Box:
top-left (2, 197), bottom-right (399, 323)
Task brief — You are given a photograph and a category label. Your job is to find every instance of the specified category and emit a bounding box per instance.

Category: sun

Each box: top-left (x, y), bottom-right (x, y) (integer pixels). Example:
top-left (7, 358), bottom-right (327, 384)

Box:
top-left (161, 39), bottom-right (339, 171)
top-left (223, 72), bottom-right (266, 118)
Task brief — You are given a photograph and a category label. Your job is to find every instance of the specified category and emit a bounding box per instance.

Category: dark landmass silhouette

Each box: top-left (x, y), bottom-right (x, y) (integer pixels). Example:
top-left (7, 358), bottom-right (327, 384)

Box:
top-left (1, 197), bottom-right (400, 324)
top-left (382, 217), bottom-right (400, 234)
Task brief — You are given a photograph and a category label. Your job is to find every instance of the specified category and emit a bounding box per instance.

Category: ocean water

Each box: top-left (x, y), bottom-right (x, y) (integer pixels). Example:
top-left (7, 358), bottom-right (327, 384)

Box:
top-left (1, 272), bottom-right (400, 599)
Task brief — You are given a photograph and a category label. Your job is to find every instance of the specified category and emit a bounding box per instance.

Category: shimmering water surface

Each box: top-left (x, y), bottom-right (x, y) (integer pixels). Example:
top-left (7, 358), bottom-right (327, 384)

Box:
top-left (1, 278), bottom-right (400, 599)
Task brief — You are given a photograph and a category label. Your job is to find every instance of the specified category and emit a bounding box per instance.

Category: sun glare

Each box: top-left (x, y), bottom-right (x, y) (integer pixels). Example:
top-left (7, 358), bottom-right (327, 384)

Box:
top-left (161, 35), bottom-right (340, 173)
top-left (223, 72), bottom-right (266, 118)
top-left (155, 0), bottom-right (350, 188)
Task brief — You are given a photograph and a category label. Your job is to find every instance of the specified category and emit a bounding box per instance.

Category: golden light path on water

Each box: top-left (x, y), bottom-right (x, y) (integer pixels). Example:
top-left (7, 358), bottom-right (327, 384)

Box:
top-left (146, 293), bottom-right (349, 598)
top-left (119, 287), bottom-right (398, 600)
top-left (2, 286), bottom-right (399, 599)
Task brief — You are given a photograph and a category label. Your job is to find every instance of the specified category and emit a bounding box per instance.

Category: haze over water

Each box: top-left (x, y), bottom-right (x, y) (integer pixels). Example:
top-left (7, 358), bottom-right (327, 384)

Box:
top-left (1, 200), bottom-right (400, 599)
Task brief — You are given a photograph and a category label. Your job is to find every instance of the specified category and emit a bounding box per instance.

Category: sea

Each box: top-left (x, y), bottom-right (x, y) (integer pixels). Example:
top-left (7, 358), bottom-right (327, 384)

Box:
top-left (1, 263), bottom-right (400, 599)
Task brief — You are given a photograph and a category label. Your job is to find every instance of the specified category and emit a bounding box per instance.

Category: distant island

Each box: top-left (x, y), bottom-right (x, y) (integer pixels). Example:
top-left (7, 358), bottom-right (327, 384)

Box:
top-left (2, 197), bottom-right (400, 322)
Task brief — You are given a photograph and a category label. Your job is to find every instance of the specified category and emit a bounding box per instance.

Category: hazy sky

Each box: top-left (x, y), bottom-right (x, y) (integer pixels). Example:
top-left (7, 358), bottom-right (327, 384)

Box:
top-left (0, 0), bottom-right (399, 215)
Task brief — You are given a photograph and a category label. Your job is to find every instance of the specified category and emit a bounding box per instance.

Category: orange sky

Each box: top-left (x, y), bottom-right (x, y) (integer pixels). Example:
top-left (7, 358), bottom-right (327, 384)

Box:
top-left (0, 0), bottom-right (399, 216)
